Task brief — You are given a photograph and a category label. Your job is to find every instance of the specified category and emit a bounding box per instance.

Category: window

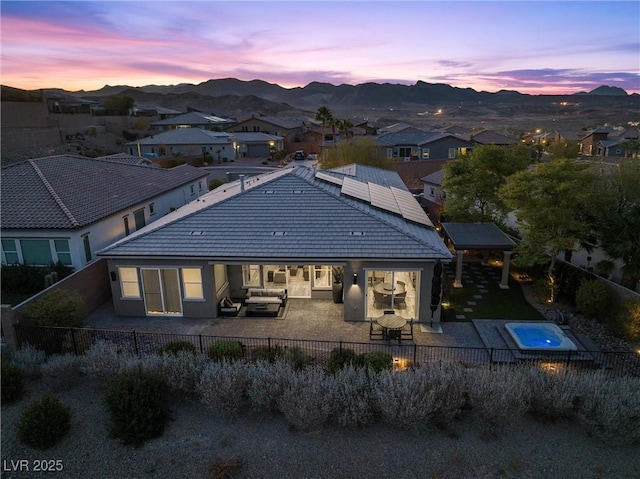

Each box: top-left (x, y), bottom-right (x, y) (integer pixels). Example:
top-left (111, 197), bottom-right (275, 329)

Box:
top-left (242, 265), bottom-right (261, 287)
top-left (314, 265), bottom-right (332, 288)
top-left (1, 239), bottom-right (19, 264)
top-left (119, 267), bottom-right (141, 298)
top-left (53, 240), bottom-right (72, 265)
top-left (82, 235), bottom-right (92, 262)
top-left (190, 185), bottom-right (195, 195)
top-left (213, 264), bottom-right (227, 295)
top-left (198, 181), bottom-right (203, 192)
top-left (123, 216), bottom-right (130, 236)
top-left (149, 203), bottom-right (155, 216)
top-left (21, 239), bottom-right (53, 265)
top-left (134, 209), bottom-right (145, 231)
top-left (422, 148), bottom-right (430, 159)
top-left (182, 268), bottom-right (204, 299)
top-left (448, 148), bottom-right (457, 159)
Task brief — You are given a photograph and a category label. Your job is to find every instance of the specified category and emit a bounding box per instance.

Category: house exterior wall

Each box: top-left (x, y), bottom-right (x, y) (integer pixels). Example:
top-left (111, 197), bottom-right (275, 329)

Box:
top-left (129, 141), bottom-right (233, 160)
top-left (422, 137), bottom-right (473, 159)
top-left (226, 120), bottom-right (300, 139)
top-left (1, 178), bottom-right (207, 270)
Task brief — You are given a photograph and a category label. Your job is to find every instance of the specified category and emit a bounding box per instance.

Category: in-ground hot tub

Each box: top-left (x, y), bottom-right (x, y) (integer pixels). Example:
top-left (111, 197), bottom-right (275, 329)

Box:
top-left (505, 322), bottom-right (577, 351)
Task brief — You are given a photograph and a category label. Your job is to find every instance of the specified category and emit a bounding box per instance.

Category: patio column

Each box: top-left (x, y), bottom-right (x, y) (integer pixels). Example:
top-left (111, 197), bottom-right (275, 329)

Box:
top-left (499, 250), bottom-right (513, 289)
top-left (453, 250), bottom-right (464, 288)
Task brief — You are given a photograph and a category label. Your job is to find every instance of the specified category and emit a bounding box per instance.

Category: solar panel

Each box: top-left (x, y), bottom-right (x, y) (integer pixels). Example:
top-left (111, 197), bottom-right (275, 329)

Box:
top-left (369, 182), bottom-right (401, 214)
top-left (391, 187), bottom-right (434, 227)
top-left (315, 171), bottom-right (344, 186)
top-left (341, 177), bottom-right (370, 202)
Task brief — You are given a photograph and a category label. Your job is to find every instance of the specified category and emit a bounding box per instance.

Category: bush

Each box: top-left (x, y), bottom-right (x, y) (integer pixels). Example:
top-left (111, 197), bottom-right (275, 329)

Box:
top-left (327, 348), bottom-right (360, 375)
top-left (21, 289), bottom-right (86, 327)
top-left (526, 368), bottom-right (580, 422)
top-left (198, 360), bottom-right (249, 417)
top-left (251, 345), bottom-right (284, 363)
top-left (1, 263), bottom-right (73, 295)
top-left (105, 366), bottom-right (170, 446)
top-left (283, 346), bottom-right (311, 370)
top-left (575, 279), bottom-right (612, 321)
top-left (246, 359), bottom-right (294, 415)
top-left (18, 394), bottom-right (71, 449)
top-left (575, 373), bottom-right (640, 445)
top-left (531, 278), bottom-right (553, 304)
top-left (155, 351), bottom-right (208, 395)
top-left (360, 351), bottom-right (393, 373)
top-left (40, 354), bottom-right (82, 392)
top-left (207, 340), bottom-right (244, 362)
top-left (80, 341), bottom-right (122, 378)
top-left (608, 298), bottom-right (640, 342)
top-left (157, 340), bottom-right (197, 356)
top-left (330, 365), bottom-right (375, 427)
top-left (11, 344), bottom-right (46, 377)
top-left (1, 359), bottom-right (24, 404)
top-left (278, 365), bottom-right (332, 431)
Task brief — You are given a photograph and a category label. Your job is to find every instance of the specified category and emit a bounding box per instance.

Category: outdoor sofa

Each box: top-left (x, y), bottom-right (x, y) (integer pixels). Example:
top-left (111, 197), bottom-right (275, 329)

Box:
top-left (245, 288), bottom-right (288, 306)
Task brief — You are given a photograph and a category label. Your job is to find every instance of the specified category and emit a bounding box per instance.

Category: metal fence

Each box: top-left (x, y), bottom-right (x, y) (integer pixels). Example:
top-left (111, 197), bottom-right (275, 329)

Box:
top-left (13, 324), bottom-right (640, 377)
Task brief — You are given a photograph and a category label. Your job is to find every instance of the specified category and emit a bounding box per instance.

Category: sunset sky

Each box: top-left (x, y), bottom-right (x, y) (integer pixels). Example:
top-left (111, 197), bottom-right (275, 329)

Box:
top-left (1, 1), bottom-right (639, 95)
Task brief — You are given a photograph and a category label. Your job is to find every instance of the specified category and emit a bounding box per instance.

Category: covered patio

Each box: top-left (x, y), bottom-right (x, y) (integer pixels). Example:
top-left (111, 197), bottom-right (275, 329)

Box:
top-left (440, 223), bottom-right (516, 290)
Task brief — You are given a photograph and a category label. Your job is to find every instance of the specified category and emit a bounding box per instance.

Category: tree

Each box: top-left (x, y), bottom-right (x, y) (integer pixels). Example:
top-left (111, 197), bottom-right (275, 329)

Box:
top-left (319, 137), bottom-right (392, 170)
top-left (442, 144), bottom-right (531, 223)
top-left (547, 140), bottom-right (579, 160)
top-left (314, 106), bottom-right (333, 152)
top-left (593, 162), bottom-right (640, 287)
top-left (103, 95), bottom-right (134, 112)
top-left (337, 118), bottom-right (353, 142)
top-left (499, 159), bottom-right (598, 302)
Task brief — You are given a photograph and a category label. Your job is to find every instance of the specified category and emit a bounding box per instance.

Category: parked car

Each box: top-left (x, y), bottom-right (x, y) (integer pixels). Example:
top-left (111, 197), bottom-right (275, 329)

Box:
top-left (293, 150), bottom-right (305, 160)
top-left (307, 152), bottom-right (318, 161)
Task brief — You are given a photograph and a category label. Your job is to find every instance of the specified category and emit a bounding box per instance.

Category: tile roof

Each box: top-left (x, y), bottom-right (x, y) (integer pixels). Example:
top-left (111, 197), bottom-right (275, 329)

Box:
top-left (1, 155), bottom-right (209, 230)
top-left (128, 128), bottom-right (231, 146)
top-left (233, 116), bottom-right (303, 130)
top-left (150, 111), bottom-right (234, 126)
top-left (98, 165), bottom-right (452, 261)
top-left (229, 132), bottom-right (283, 142)
top-left (471, 130), bottom-right (519, 145)
top-left (376, 130), bottom-right (452, 147)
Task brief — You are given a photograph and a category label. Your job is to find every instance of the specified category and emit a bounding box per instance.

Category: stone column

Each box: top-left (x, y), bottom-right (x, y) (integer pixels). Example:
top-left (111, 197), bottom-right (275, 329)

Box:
top-left (453, 250), bottom-right (464, 288)
top-left (499, 250), bottom-right (513, 289)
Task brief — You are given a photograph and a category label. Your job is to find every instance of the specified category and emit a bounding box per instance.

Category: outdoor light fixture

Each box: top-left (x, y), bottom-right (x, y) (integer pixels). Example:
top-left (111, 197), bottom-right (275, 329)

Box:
top-left (353, 273), bottom-right (358, 285)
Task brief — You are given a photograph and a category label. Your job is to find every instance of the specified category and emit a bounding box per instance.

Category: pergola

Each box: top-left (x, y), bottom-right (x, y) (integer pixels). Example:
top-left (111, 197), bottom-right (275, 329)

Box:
top-left (440, 223), bottom-right (516, 289)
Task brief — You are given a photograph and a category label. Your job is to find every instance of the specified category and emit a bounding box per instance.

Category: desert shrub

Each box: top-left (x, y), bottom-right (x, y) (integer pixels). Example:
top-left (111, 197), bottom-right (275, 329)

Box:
top-left (575, 373), bottom-right (640, 445)
top-left (40, 354), bottom-right (82, 391)
top-left (246, 359), bottom-right (295, 414)
top-left (1, 359), bottom-right (24, 404)
top-left (607, 298), bottom-right (640, 342)
top-left (531, 278), bottom-right (552, 304)
top-left (283, 346), bottom-right (311, 370)
top-left (155, 351), bottom-right (208, 395)
top-left (198, 360), bottom-right (250, 417)
top-left (251, 345), bottom-right (284, 363)
top-left (330, 365), bottom-right (376, 427)
top-left (372, 364), bottom-right (466, 429)
top-left (80, 341), bottom-right (122, 378)
top-left (105, 366), bottom-right (170, 446)
top-left (360, 351), bottom-right (393, 373)
top-left (465, 365), bottom-right (531, 432)
top-left (526, 368), bottom-right (580, 422)
top-left (21, 289), bottom-right (86, 327)
top-left (278, 365), bottom-right (332, 431)
top-left (18, 394), bottom-right (71, 450)
top-left (157, 340), bottom-right (197, 356)
top-left (575, 279), bottom-right (612, 321)
top-left (555, 261), bottom-right (589, 304)
top-left (12, 344), bottom-right (46, 377)
top-left (206, 340), bottom-right (244, 362)
top-left (327, 348), bottom-right (360, 375)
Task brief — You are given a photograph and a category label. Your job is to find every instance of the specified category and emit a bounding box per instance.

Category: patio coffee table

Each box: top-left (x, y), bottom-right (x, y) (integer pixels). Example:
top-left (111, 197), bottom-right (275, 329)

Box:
top-left (245, 303), bottom-right (280, 317)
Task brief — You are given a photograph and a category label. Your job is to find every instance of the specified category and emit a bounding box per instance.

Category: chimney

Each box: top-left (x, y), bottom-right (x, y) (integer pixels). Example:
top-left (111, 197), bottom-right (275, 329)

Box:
top-left (240, 174), bottom-right (245, 192)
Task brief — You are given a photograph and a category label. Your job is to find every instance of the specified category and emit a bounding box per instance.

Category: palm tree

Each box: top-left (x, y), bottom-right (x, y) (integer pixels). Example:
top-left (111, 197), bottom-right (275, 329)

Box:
top-left (338, 118), bottom-right (353, 142)
top-left (315, 106), bottom-right (333, 152)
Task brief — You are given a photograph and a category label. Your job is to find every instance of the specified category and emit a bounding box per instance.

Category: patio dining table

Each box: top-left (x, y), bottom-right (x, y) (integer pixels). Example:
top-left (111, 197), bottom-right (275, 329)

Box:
top-left (376, 313), bottom-right (407, 341)
top-left (373, 282), bottom-right (406, 295)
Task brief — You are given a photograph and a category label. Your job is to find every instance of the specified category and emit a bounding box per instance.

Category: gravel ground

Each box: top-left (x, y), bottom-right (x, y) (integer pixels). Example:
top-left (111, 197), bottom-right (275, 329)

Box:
top-left (2, 376), bottom-right (639, 479)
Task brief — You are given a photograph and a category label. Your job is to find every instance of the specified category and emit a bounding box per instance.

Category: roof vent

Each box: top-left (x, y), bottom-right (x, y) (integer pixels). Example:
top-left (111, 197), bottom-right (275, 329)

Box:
top-left (350, 231), bottom-right (365, 236)
top-left (189, 231), bottom-right (205, 236)
top-left (272, 231), bottom-right (287, 236)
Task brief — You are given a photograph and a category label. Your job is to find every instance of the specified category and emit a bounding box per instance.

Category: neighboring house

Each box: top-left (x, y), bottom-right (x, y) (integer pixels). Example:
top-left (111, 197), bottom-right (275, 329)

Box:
top-left (126, 128), bottom-right (234, 160)
top-left (420, 169), bottom-right (446, 222)
top-left (596, 128), bottom-right (640, 158)
top-left (469, 130), bottom-right (519, 146)
top-left (231, 132), bottom-right (284, 158)
top-left (226, 115), bottom-right (303, 141)
top-left (98, 164), bottom-right (453, 323)
top-left (133, 104), bottom-right (182, 120)
top-left (577, 128), bottom-right (610, 156)
top-left (1, 155), bottom-right (209, 270)
top-left (150, 111), bottom-right (236, 131)
top-left (376, 129), bottom-right (473, 160)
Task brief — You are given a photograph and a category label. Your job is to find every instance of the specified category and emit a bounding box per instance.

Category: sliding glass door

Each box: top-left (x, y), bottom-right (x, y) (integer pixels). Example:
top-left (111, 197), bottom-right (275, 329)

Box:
top-left (141, 268), bottom-right (182, 316)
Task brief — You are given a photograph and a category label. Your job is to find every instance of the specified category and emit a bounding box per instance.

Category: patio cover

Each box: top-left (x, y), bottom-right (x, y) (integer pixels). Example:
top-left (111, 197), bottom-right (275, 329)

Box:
top-left (440, 223), bottom-right (516, 289)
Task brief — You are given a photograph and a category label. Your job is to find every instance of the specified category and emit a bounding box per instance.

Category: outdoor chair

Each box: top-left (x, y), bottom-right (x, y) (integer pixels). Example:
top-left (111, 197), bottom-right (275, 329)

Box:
top-left (374, 290), bottom-right (389, 308)
top-left (401, 319), bottom-right (413, 340)
top-left (394, 291), bottom-right (407, 309)
top-left (387, 328), bottom-right (402, 343)
top-left (369, 321), bottom-right (385, 340)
